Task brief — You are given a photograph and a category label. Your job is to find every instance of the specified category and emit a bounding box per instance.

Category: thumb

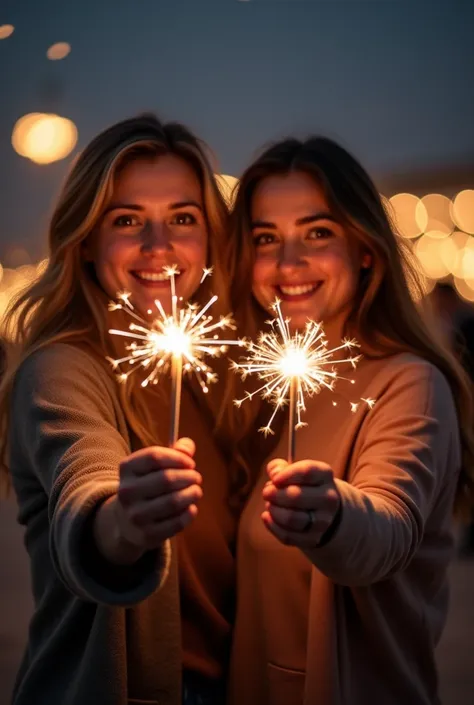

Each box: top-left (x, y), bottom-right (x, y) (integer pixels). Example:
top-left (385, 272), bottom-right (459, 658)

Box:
top-left (267, 457), bottom-right (288, 479)
top-left (173, 437), bottom-right (196, 458)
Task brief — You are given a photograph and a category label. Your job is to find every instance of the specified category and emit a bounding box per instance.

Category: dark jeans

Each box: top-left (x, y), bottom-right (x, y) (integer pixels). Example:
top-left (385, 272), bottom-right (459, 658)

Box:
top-left (182, 672), bottom-right (226, 705)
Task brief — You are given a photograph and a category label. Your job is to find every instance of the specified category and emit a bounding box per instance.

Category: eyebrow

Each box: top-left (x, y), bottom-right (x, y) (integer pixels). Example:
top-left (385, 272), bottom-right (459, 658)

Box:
top-left (104, 200), bottom-right (203, 215)
top-left (251, 211), bottom-right (338, 229)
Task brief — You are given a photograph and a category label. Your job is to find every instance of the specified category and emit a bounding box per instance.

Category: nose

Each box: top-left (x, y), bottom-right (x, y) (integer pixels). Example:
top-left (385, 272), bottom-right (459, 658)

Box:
top-left (277, 239), bottom-right (307, 273)
top-left (140, 221), bottom-right (173, 254)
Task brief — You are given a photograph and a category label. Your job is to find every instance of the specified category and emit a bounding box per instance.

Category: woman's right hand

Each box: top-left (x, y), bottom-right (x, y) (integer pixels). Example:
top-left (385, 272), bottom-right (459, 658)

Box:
top-left (94, 437), bottom-right (202, 564)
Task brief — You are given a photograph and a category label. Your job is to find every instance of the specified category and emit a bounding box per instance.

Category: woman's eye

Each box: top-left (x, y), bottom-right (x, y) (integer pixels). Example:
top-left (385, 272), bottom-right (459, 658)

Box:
top-left (307, 227), bottom-right (333, 240)
top-left (171, 212), bottom-right (196, 226)
top-left (113, 214), bottom-right (140, 228)
top-left (253, 233), bottom-right (276, 247)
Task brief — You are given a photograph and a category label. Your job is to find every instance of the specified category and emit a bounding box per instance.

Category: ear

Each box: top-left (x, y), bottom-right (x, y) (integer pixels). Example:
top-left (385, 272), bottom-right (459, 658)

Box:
top-left (361, 252), bottom-right (372, 269)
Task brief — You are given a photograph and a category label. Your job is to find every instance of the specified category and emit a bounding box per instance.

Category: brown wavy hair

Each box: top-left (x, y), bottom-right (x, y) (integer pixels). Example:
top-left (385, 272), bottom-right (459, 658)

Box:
top-left (228, 136), bottom-right (474, 518)
top-left (0, 114), bottom-right (252, 497)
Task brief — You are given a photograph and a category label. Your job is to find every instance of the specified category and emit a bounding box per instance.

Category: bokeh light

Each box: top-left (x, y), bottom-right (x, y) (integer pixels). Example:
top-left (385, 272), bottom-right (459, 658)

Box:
top-left (419, 194), bottom-right (453, 237)
top-left (451, 190), bottom-right (474, 234)
top-left (46, 42), bottom-right (71, 60)
top-left (0, 261), bottom-right (48, 336)
top-left (454, 276), bottom-right (474, 303)
top-left (216, 174), bottom-right (239, 207)
top-left (389, 193), bottom-right (428, 239)
top-left (414, 233), bottom-right (450, 279)
top-left (0, 24), bottom-right (14, 39)
top-left (4, 247), bottom-right (31, 268)
top-left (11, 113), bottom-right (78, 164)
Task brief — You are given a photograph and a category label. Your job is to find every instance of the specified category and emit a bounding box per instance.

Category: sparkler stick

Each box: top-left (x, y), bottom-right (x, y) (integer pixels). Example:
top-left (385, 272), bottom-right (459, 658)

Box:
top-left (288, 377), bottom-right (297, 463)
top-left (233, 298), bottom-right (375, 461)
top-left (107, 265), bottom-right (241, 445)
top-left (169, 355), bottom-right (183, 446)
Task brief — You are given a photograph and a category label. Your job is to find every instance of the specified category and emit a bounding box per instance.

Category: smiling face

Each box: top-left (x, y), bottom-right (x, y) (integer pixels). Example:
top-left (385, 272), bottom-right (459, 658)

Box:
top-left (85, 153), bottom-right (207, 316)
top-left (251, 171), bottom-right (368, 337)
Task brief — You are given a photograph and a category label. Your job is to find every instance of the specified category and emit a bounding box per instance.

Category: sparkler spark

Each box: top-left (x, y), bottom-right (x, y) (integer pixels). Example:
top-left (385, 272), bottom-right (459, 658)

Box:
top-left (107, 266), bottom-right (240, 393)
top-left (107, 265), bottom-right (242, 445)
top-left (232, 299), bottom-right (374, 446)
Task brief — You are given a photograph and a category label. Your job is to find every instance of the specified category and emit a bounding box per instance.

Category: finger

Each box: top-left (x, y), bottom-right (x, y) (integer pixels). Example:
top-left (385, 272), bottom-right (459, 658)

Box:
top-left (173, 437), bottom-right (196, 458)
top-left (118, 469), bottom-right (202, 505)
top-left (262, 484), bottom-right (339, 511)
top-left (269, 460), bottom-right (333, 488)
top-left (120, 446), bottom-right (196, 477)
top-left (262, 510), bottom-right (332, 548)
top-left (128, 484), bottom-right (203, 526)
top-left (267, 458), bottom-right (288, 476)
top-left (267, 505), bottom-right (335, 535)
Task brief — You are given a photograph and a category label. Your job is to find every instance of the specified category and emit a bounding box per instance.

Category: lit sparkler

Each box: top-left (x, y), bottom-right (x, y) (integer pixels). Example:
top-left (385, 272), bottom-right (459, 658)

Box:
top-left (107, 265), bottom-right (240, 445)
top-left (233, 299), bottom-right (375, 462)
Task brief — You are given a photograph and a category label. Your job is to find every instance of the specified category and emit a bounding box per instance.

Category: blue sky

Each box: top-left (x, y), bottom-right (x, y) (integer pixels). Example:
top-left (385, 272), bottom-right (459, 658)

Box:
top-left (1, 0), bottom-right (473, 260)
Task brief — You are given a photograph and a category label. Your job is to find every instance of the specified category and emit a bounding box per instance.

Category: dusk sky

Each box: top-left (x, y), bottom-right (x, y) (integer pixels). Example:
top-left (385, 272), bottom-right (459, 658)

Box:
top-left (1, 0), bottom-right (473, 261)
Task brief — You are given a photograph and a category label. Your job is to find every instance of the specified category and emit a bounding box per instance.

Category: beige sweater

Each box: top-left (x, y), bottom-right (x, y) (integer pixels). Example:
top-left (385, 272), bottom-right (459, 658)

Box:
top-left (9, 342), bottom-right (236, 705)
top-left (229, 353), bottom-right (461, 705)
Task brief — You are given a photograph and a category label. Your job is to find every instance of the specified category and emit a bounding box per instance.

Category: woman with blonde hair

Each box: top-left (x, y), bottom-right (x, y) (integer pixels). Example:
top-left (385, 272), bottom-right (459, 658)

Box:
top-left (227, 136), bottom-right (474, 705)
top-left (0, 114), bottom-right (251, 705)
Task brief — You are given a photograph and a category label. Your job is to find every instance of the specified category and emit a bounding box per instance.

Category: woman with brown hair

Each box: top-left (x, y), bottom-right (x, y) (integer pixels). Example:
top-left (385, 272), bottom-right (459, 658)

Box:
top-left (0, 114), bottom-right (251, 705)
top-left (227, 137), bottom-right (474, 705)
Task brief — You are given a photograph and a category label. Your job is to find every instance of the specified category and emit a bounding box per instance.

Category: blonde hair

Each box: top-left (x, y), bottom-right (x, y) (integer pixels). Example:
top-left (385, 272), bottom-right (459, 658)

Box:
top-left (0, 113), bottom-right (243, 495)
top-left (229, 136), bottom-right (474, 518)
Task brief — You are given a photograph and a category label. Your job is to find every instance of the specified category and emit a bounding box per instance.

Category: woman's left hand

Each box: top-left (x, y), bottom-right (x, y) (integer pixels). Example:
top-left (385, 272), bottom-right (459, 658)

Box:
top-left (262, 458), bottom-right (341, 548)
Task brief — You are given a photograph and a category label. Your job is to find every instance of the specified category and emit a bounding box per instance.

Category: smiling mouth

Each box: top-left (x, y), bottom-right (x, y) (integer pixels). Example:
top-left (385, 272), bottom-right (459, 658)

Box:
top-left (131, 269), bottom-right (182, 285)
top-left (276, 282), bottom-right (322, 298)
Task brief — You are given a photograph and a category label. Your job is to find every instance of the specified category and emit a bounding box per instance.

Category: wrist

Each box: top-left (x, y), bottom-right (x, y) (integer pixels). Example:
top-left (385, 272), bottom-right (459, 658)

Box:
top-left (318, 501), bottom-right (343, 548)
top-left (93, 495), bottom-right (145, 566)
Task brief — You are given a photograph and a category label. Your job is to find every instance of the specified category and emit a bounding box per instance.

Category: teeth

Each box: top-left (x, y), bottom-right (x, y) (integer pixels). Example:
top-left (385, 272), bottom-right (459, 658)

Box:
top-left (134, 271), bottom-right (173, 282)
top-left (279, 283), bottom-right (317, 296)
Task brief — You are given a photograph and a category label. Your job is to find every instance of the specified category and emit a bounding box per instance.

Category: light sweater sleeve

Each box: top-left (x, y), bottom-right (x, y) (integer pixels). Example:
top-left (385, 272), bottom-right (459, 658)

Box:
top-left (10, 344), bottom-right (171, 606)
top-left (306, 360), bottom-right (460, 586)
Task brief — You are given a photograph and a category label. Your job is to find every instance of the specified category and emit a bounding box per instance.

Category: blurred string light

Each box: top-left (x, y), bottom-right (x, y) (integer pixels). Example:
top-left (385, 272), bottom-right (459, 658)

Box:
top-left (11, 113), bottom-right (78, 164)
top-left (46, 42), bottom-right (71, 60)
top-left (451, 190), bottom-right (474, 234)
top-left (0, 24), bottom-right (14, 39)
top-left (388, 193), bottom-right (427, 239)
top-left (0, 261), bottom-right (48, 336)
top-left (419, 194), bottom-right (453, 238)
top-left (215, 174), bottom-right (239, 207)
top-left (390, 190), bottom-right (474, 302)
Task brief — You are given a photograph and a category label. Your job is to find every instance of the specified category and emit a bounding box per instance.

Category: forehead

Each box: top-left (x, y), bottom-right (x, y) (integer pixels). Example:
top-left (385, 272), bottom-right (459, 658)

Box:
top-left (112, 153), bottom-right (202, 201)
top-left (251, 171), bottom-right (329, 219)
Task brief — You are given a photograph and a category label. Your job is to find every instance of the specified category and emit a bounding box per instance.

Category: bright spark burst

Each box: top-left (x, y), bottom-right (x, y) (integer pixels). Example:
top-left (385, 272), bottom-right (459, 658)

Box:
top-left (233, 299), bottom-right (374, 435)
top-left (107, 266), bottom-right (240, 392)
top-left (200, 266), bottom-right (214, 283)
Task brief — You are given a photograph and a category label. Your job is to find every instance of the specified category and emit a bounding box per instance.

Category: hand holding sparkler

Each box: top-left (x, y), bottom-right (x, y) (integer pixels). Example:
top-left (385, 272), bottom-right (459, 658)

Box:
top-left (94, 438), bottom-right (203, 565)
top-left (261, 457), bottom-right (341, 549)
top-left (107, 266), bottom-right (241, 446)
top-left (233, 299), bottom-right (373, 462)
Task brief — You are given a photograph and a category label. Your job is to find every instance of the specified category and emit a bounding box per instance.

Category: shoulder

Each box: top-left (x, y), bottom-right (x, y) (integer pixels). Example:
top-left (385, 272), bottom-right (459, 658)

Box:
top-left (373, 352), bottom-right (450, 391)
top-left (13, 342), bottom-right (118, 403)
top-left (363, 352), bottom-right (457, 425)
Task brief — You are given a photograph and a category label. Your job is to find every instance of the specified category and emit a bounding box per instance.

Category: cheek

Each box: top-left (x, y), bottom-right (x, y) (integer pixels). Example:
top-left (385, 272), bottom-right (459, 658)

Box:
top-left (251, 259), bottom-right (275, 309)
top-left (90, 237), bottom-right (132, 291)
top-left (174, 236), bottom-right (207, 269)
top-left (252, 256), bottom-right (274, 287)
top-left (90, 232), bottom-right (129, 269)
top-left (319, 250), bottom-right (358, 283)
